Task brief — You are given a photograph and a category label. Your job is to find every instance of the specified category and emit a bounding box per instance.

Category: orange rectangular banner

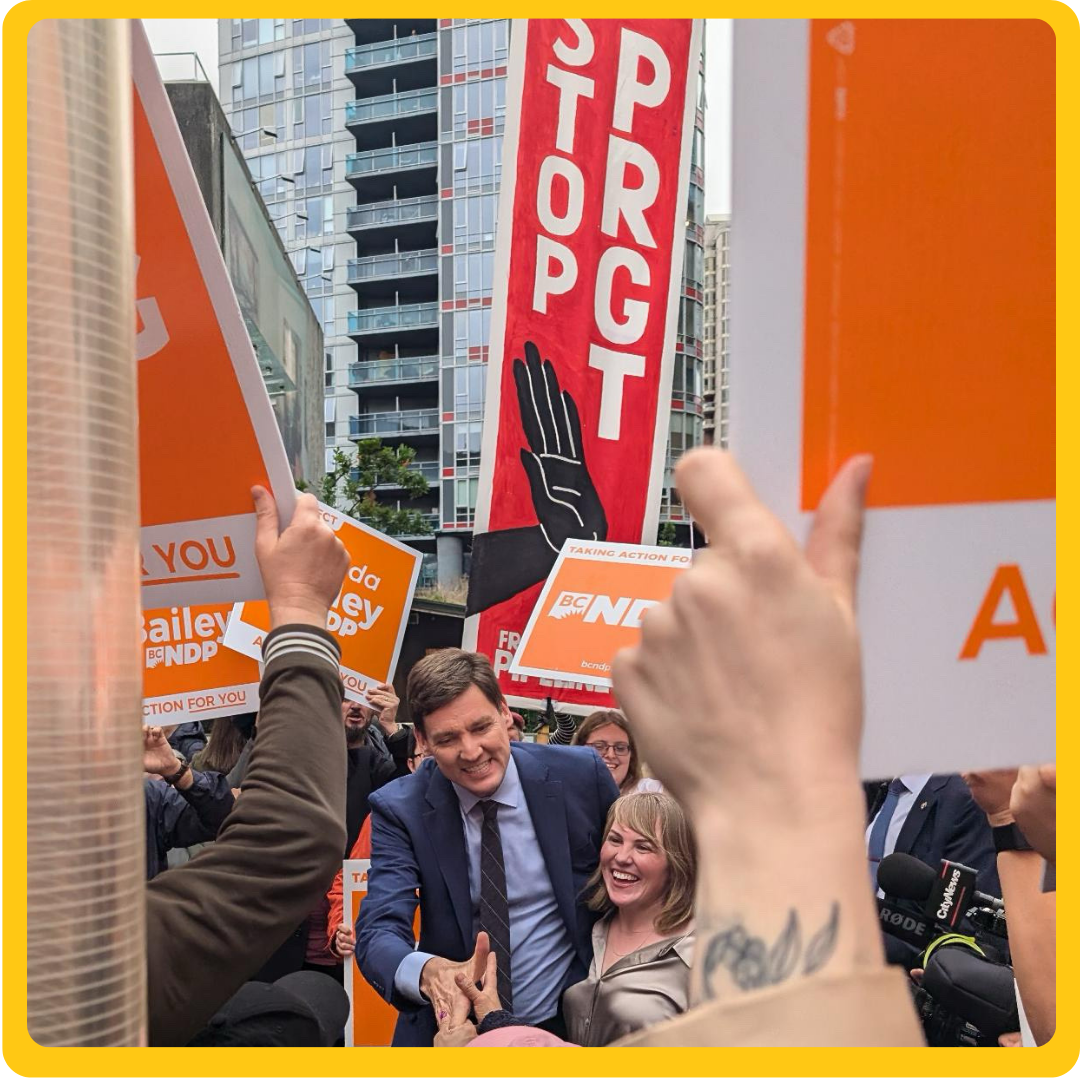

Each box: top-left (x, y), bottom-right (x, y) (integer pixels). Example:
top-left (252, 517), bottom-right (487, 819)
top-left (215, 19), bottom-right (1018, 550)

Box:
top-left (732, 20), bottom-right (1054, 776)
top-left (342, 859), bottom-right (415, 1047)
top-left (222, 503), bottom-right (421, 701)
top-left (142, 603), bottom-right (262, 725)
top-left (510, 541), bottom-right (691, 688)
top-left (133, 22), bottom-right (296, 608)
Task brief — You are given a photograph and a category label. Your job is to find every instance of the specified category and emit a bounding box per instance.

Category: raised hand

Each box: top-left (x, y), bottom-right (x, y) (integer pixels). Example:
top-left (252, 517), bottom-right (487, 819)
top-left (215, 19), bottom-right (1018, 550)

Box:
top-left (366, 681), bottom-right (400, 733)
top-left (143, 726), bottom-right (182, 778)
top-left (251, 487), bottom-right (349, 629)
top-left (514, 341), bottom-right (607, 553)
top-left (1012, 764), bottom-right (1056, 863)
top-left (611, 448), bottom-right (872, 812)
top-left (962, 769), bottom-right (1020, 826)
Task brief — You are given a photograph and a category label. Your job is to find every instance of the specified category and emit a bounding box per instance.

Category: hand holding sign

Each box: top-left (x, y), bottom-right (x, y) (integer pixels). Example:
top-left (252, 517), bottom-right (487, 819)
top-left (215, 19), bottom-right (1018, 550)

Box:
top-left (612, 447), bottom-right (872, 816)
top-left (252, 487), bottom-right (349, 630)
top-left (514, 342), bottom-right (607, 554)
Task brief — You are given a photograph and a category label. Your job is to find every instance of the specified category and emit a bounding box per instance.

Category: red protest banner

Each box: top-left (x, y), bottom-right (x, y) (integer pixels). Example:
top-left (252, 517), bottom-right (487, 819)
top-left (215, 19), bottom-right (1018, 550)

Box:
top-left (463, 19), bottom-right (701, 712)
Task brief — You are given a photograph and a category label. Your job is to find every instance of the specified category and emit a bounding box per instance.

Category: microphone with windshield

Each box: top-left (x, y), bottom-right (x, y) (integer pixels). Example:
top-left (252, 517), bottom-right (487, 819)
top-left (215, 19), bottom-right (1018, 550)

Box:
top-left (878, 852), bottom-right (1003, 912)
top-left (876, 853), bottom-right (1017, 1045)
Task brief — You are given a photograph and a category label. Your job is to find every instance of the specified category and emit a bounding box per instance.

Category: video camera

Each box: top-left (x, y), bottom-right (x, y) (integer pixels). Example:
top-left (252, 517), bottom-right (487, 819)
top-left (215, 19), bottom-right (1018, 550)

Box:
top-left (876, 853), bottom-right (1017, 1047)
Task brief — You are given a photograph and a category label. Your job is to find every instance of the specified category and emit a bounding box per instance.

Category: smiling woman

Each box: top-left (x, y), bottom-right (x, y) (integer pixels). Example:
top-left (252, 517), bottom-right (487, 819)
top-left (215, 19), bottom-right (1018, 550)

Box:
top-left (562, 792), bottom-right (697, 1045)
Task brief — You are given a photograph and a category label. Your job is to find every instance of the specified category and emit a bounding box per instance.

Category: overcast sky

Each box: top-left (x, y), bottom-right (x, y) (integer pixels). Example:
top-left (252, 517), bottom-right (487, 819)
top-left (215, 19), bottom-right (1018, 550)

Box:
top-left (143, 18), bottom-right (732, 214)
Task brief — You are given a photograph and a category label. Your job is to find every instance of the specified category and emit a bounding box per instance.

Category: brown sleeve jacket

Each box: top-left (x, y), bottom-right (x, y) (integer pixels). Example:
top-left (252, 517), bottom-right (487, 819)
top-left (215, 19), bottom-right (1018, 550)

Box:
top-left (145, 625), bottom-right (346, 1046)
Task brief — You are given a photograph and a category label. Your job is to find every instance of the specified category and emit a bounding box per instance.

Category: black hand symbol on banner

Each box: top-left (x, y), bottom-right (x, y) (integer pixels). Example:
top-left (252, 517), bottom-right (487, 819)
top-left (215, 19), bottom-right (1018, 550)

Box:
top-left (513, 342), bottom-right (608, 554)
top-left (464, 343), bottom-right (609, 617)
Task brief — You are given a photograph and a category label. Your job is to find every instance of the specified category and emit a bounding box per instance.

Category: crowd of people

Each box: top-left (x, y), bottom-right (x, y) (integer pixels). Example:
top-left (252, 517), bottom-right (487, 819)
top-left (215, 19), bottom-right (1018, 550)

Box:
top-left (138, 450), bottom-right (1056, 1048)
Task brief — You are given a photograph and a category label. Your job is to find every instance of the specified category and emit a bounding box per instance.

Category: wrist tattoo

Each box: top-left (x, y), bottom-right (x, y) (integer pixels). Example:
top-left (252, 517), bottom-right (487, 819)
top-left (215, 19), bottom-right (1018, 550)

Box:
top-left (702, 902), bottom-right (839, 997)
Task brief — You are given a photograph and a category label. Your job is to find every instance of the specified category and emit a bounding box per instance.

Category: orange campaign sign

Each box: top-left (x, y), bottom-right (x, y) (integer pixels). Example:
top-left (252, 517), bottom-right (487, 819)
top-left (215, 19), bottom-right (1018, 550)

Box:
top-left (142, 603), bottom-right (262, 725)
top-left (342, 860), bottom-right (419, 1047)
top-left (510, 541), bottom-right (691, 688)
top-left (731, 20), bottom-right (1054, 776)
top-left (222, 503), bottom-right (421, 701)
top-left (133, 22), bottom-right (296, 608)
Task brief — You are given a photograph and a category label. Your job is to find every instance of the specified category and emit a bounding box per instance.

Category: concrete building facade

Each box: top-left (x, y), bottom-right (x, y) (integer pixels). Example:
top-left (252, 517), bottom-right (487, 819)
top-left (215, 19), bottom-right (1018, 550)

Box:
top-left (702, 213), bottom-right (730, 447)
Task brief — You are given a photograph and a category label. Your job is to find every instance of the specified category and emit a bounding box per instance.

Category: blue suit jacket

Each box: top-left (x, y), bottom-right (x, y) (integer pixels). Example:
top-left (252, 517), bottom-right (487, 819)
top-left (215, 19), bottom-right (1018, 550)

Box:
top-left (355, 741), bottom-right (619, 1045)
top-left (882, 774), bottom-right (1001, 965)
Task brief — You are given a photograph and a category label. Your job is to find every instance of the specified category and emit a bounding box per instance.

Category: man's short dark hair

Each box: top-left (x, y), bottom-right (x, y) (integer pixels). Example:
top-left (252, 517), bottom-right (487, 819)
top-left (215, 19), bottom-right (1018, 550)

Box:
top-left (406, 648), bottom-right (504, 736)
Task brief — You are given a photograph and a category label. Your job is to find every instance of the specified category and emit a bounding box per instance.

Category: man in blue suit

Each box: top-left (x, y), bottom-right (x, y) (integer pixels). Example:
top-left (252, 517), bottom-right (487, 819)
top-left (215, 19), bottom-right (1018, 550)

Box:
top-left (355, 649), bottom-right (619, 1046)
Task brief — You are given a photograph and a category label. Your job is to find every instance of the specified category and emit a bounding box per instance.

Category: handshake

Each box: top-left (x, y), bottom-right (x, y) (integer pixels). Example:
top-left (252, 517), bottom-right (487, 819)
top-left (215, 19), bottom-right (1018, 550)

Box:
top-left (424, 933), bottom-right (504, 1047)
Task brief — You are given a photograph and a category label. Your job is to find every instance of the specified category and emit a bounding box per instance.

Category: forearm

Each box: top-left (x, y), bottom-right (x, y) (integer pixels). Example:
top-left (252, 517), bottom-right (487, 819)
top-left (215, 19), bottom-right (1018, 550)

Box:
top-left (146, 627), bottom-right (346, 1045)
top-left (174, 770), bottom-right (235, 841)
top-left (997, 851), bottom-right (1055, 1045)
top-left (691, 781), bottom-right (882, 1006)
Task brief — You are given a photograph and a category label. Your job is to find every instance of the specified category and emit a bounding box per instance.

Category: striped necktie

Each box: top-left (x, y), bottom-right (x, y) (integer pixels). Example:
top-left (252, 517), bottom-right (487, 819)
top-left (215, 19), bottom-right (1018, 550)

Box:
top-left (479, 799), bottom-right (513, 1011)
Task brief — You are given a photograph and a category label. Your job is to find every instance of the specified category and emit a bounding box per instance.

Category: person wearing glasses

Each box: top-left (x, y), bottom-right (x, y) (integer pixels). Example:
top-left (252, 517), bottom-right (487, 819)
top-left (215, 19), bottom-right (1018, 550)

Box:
top-left (573, 710), bottom-right (662, 796)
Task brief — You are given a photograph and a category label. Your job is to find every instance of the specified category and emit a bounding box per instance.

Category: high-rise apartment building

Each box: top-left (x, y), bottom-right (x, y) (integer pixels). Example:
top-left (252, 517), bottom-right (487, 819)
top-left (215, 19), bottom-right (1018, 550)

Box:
top-left (702, 214), bottom-right (730, 447)
top-left (218, 18), bottom-right (706, 578)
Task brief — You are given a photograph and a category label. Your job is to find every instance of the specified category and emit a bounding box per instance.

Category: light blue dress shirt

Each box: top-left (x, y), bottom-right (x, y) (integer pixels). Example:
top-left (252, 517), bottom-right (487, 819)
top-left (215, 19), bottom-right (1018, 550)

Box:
top-left (393, 756), bottom-right (577, 1024)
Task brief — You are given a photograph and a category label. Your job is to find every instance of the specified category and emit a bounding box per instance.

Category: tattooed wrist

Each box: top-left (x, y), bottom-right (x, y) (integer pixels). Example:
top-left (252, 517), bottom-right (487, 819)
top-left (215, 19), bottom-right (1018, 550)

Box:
top-left (701, 903), bottom-right (840, 998)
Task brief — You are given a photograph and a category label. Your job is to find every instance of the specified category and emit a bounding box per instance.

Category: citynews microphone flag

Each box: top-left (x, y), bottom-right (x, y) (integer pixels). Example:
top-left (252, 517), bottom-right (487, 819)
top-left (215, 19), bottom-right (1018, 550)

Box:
top-left (133, 21), bottom-right (296, 608)
top-left (463, 19), bottom-right (703, 713)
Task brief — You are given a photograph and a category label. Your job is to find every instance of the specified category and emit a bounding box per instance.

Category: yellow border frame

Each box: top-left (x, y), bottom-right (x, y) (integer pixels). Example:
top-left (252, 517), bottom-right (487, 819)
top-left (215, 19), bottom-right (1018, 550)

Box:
top-left (5, 5), bottom-right (1076, 1076)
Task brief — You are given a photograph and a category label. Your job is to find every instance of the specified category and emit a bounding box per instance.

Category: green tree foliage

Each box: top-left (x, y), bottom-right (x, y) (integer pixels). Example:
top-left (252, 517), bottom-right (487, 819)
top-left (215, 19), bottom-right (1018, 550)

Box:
top-left (656, 522), bottom-right (677, 547)
top-left (317, 439), bottom-right (432, 537)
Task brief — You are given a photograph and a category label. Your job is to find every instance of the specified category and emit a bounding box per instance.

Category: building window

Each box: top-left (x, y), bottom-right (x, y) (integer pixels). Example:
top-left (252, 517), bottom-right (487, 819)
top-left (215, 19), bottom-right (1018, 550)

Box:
top-left (450, 20), bottom-right (509, 75)
top-left (451, 77), bottom-right (507, 138)
top-left (455, 477), bottom-right (479, 525)
top-left (452, 135), bottom-right (502, 196)
top-left (454, 420), bottom-right (483, 470)
top-left (453, 364), bottom-right (485, 420)
top-left (452, 192), bottom-right (497, 251)
top-left (452, 308), bottom-right (492, 361)
top-left (293, 40), bottom-right (332, 91)
top-left (451, 251), bottom-right (494, 303)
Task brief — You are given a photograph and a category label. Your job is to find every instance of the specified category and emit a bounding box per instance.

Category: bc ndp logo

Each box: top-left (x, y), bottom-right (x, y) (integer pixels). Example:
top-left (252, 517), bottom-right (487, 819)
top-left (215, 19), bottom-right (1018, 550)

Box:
top-left (547, 591), bottom-right (659, 628)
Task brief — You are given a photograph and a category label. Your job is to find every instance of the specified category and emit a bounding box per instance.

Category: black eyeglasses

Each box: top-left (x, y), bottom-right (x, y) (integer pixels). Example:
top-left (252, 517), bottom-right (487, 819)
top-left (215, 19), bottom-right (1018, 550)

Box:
top-left (588, 740), bottom-right (630, 757)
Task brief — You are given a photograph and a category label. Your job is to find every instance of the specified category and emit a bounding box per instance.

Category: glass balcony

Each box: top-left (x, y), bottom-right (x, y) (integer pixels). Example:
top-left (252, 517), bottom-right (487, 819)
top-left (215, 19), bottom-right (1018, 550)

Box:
top-left (349, 355), bottom-right (439, 385)
top-left (348, 303), bottom-right (438, 334)
top-left (347, 249), bottom-right (438, 283)
top-left (347, 195), bottom-right (438, 232)
top-left (345, 33), bottom-right (436, 73)
top-left (349, 460), bottom-right (440, 485)
top-left (346, 88), bottom-right (437, 125)
top-left (347, 142), bottom-right (437, 178)
top-left (356, 510), bottom-right (439, 537)
top-left (349, 409), bottom-right (440, 438)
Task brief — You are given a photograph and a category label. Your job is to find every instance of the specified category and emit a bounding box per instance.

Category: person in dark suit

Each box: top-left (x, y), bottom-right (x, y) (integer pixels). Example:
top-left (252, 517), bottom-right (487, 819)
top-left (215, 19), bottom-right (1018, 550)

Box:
top-left (355, 649), bottom-right (619, 1047)
top-left (867, 773), bottom-right (1000, 965)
